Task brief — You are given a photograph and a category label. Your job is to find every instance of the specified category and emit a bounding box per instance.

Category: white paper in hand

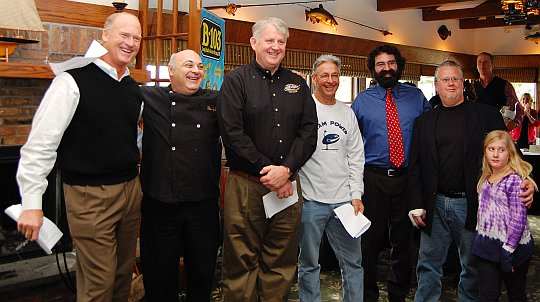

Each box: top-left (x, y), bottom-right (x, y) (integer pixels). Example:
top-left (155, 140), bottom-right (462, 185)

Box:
top-left (262, 181), bottom-right (298, 218)
top-left (4, 204), bottom-right (63, 255)
top-left (333, 203), bottom-right (371, 238)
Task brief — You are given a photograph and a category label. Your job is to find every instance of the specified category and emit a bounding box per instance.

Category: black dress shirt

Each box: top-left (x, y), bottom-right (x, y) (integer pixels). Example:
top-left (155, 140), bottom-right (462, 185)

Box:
top-left (217, 60), bottom-right (318, 177)
top-left (140, 86), bottom-right (221, 203)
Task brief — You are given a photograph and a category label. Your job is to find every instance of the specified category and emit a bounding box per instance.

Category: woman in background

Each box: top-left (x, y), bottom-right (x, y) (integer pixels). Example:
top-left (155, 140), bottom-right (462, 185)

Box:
top-left (510, 93), bottom-right (539, 149)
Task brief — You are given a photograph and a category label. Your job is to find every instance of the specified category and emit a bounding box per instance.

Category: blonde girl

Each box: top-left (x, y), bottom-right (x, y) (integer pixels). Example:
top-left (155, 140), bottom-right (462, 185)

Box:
top-left (473, 130), bottom-right (537, 301)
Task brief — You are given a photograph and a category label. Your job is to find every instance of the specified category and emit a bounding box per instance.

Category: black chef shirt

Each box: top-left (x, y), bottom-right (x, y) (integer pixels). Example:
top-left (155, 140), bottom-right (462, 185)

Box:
top-left (140, 86), bottom-right (221, 203)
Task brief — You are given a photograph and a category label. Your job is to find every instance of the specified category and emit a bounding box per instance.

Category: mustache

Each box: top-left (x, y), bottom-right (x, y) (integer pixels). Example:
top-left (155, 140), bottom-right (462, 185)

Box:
top-left (378, 69), bottom-right (397, 77)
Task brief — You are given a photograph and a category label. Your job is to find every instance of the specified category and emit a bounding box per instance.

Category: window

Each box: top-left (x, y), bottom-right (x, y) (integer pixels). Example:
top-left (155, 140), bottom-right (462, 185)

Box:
top-left (336, 76), bottom-right (353, 103)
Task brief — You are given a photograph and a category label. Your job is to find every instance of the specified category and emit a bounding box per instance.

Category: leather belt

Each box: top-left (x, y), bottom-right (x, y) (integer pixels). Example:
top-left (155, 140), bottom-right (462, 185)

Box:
top-left (438, 190), bottom-right (466, 198)
top-left (230, 169), bottom-right (262, 184)
top-left (365, 165), bottom-right (407, 177)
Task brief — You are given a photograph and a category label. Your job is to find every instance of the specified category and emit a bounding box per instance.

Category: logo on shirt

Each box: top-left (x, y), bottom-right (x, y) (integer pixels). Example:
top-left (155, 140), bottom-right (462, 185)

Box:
top-left (207, 105), bottom-right (216, 112)
top-left (284, 84), bottom-right (300, 94)
top-left (322, 131), bottom-right (340, 150)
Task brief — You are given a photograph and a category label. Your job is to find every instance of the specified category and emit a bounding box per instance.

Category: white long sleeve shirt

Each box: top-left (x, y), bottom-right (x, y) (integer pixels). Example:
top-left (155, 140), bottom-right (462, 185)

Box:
top-left (299, 96), bottom-right (365, 203)
top-left (16, 52), bottom-right (132, 211)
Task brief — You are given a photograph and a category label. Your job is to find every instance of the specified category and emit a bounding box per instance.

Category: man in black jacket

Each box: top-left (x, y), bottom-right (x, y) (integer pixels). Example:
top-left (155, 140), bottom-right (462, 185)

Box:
top-left (408, 60), bottom-right (533, 302)
top-left (140, 50), bottom-right (221, 302)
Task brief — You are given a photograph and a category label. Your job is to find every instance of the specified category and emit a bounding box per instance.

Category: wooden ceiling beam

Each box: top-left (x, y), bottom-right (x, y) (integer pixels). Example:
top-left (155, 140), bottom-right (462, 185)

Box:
top-left (377, 0), bottom-right (468, 11)
top-left (422, 2), bottom-right (502, 21)
top-left (459, 15), bottom-right (540, 29)
top-left (459, 16), bottom-right (514, 29)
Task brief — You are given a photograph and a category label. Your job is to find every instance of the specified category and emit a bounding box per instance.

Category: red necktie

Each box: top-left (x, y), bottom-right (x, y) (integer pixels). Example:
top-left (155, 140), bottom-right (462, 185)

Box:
top-left (385, 88), bottom-right (405, 167)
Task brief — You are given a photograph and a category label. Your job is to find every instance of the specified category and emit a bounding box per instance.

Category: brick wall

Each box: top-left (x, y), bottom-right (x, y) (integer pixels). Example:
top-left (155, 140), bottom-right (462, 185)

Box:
top-left (0, 22), bottom-right (102, 146)
top-left (0, 78), bottom-right (51, 145)
top-left (1, 22), bottom-right (102, 63)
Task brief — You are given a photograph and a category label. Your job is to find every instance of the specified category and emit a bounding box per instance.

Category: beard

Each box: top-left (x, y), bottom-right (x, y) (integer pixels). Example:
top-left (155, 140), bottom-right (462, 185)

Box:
top-left (374, 69), bottom-right (400, 89)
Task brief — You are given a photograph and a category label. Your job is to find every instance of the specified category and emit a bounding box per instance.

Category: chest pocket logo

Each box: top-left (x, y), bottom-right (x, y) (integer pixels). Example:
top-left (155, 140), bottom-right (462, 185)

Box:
top-left (284, 83), bottom-right (300, 94)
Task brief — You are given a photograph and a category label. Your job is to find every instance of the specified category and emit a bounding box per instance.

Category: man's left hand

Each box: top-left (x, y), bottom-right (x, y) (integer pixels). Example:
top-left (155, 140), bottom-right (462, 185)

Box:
top-left (275, 180), bottom-right (294, 199)
top-left (520, 178), bottom-right (535, 208)
top-left (351, 199), bottom-right (364, 215)
top-left (260, 165), bottom-right (290, 191)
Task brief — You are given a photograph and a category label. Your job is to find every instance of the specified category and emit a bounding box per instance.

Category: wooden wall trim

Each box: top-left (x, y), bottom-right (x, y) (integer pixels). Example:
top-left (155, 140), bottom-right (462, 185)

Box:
top-left (32, 1), bottom-right (539, 73)
top-left (224, 19), bottom-right (539, 70)
top-left (36, 0), bottom-right (138, 28)
top-left (0, 62), bottom-right (150, 83)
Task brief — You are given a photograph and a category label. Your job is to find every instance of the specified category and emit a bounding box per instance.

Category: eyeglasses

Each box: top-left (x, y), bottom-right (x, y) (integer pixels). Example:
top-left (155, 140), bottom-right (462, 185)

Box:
top-left (375, 60), bottom-right (397, 68)
top-left (437, 77), bottom-right (463, 84)
top-left (315, 73), bottom-right (339, 80)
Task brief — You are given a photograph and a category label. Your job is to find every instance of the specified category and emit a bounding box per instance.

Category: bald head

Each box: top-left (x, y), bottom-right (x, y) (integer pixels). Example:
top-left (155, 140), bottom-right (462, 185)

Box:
top-left (100, 12), bottom-right (142, 74)
top-left (168, 50), bottom-right (204, 95)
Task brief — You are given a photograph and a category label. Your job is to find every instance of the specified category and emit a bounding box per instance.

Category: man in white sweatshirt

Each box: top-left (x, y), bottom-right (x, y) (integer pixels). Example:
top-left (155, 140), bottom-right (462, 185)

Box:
top-left (298, 54), bottom-right (366, 302)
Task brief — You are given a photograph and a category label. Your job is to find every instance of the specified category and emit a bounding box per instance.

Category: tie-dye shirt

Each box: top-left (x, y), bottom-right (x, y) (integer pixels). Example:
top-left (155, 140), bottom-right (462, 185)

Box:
top-left (472, 172), bottom-right (533, 270)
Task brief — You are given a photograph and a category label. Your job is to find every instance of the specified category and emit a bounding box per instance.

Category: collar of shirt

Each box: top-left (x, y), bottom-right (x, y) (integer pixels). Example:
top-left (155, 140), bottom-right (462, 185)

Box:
top-left (94, 58), bottom-right (131, 81)
top-left (250, 59), bottom-right (282, 79)
top-left (167, 84), bottom-right (204, 96)
top-left (375, 82), bottom-right (403, 100)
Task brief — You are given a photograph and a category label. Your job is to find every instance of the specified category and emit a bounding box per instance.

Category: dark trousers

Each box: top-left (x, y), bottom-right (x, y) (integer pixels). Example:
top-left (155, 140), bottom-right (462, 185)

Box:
top-left (361, 169), bottom-right (413, 302)
top-left (477, 256), bottom-right (531, 302)
top-left (140, 197), bottom-right (220, 302)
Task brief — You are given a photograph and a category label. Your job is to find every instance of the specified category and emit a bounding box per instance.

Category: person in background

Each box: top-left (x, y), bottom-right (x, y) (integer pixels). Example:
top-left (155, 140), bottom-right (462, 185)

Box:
top-left (473, 130), bottom-right (536, 301)
top-left (297, 54), bottom-right (365, 302)
top-left (475, 52), bottom-right (523, 131)
top-left (139, 50), bottom-right (221, 302)
top-left (408, 61), bottom-right (534, 302)
top-left (510, 93), bottom-right (539, 149)
top-left (351, 44), bottom-right (430, 302)
top-left (16, 12), bottom-right (143, 301)
top-left (217, 17), bottom-right (318, 301)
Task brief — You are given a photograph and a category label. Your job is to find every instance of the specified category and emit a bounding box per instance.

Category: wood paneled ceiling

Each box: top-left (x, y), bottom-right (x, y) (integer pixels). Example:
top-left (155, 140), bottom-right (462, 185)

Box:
top-left (377, 0), bottom-right (540, 29)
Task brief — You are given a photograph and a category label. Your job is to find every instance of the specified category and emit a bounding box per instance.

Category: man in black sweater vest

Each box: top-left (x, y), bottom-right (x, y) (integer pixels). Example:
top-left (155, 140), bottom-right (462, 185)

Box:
top-left (139, 50), bottom-right (221, 302)
top-left (16, 13), bottom-right (143, 302)
top-left (475, 52), bottom-right (523, 131)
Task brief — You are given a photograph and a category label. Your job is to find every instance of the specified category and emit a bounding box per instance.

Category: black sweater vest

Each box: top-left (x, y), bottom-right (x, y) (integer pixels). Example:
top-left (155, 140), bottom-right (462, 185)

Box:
top-left (474, 76), bottom-right (507, 109)
top-left (58, 63), bottom-right (142, 185)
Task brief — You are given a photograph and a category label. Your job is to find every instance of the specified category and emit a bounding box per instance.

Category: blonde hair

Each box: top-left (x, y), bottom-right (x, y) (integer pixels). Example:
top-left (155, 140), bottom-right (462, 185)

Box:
top-left (477, 130), bottom-right (537, 192)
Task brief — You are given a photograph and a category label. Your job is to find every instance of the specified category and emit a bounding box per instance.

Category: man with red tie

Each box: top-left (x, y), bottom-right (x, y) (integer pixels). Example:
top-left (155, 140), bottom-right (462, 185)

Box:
top-left (351, 45), bottom-right (430, 302)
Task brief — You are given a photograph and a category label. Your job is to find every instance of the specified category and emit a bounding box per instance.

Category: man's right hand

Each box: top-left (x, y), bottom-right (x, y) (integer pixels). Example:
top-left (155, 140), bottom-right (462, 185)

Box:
top-left (18, 209), bottom-right (44, 241)
top-left (408, 209), bottom-right (426, 228)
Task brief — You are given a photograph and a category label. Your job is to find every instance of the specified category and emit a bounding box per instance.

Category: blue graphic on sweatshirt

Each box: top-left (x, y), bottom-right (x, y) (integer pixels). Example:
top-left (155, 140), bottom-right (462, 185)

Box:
top-left (322, 130), bottom-right (340, 150)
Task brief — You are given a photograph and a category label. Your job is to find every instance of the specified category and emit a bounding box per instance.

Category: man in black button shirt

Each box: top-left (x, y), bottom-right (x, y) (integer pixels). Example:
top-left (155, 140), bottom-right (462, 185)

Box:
top-left (217, 17), bottom-right (318, 301)
top-left (140, 50), bottom-right (221, 302)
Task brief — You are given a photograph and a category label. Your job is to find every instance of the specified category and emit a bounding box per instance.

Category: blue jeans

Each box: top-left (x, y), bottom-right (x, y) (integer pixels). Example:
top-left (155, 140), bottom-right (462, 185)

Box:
top-left (298, 200), bottom-right (364, 302)
top-left (414, 194), bottom-right (478, 302)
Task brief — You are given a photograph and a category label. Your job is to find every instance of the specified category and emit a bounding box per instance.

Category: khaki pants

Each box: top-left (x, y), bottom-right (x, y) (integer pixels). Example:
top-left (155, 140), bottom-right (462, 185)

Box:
top-left (222, 173), bottom-right (303, 302)
top-left (64, 176), bottom-right (143, 302)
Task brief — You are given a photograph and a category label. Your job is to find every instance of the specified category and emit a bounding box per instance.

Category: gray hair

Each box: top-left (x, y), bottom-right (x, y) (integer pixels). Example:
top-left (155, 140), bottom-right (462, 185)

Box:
top-left (103, 12), bottom-right (139, 30)
top-left (434, 60), bottom-right (464, 82)
top-left (312, 54), bottom-right (341, 75)
top-left (252, 17), bottom-right (289, 40)
top-left (168, 52), bottom-right (178, 69)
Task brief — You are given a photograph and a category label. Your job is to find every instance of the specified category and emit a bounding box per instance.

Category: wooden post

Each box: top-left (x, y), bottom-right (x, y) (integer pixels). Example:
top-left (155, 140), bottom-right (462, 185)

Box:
top-left (136, 0), bottom-right (148, 70)
top-left (188, 0), bottom-right (201, 53)
top-left (171, 0), bottom-right (178, 54)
